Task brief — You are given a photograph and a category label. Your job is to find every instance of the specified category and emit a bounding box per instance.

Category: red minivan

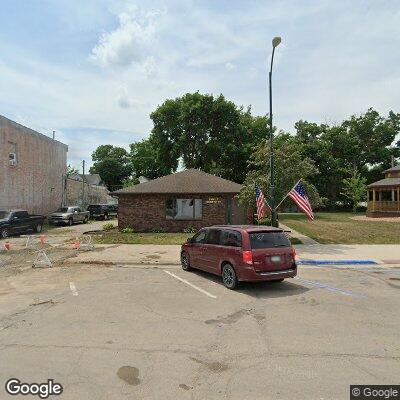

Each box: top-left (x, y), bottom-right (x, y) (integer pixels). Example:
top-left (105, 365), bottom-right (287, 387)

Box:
top-left (181, 225), bottom-right (297, 289)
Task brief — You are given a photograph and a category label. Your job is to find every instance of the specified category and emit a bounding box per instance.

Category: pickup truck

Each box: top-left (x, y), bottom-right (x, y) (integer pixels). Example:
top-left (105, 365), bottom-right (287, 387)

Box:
top-left (0, 210), bottom-right (46, 239)
top-left (48, 206), bottom-right (90, 226)
top-left (87, 204), bottom-right (118, 220)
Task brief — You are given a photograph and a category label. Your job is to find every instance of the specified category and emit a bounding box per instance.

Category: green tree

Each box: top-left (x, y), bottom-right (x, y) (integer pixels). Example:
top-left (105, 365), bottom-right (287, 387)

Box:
top-left (129, 138), bottom-right (172, 179)
top-left (90, 145), bottom-right (133, 191)
top-left (238, 133), bottom-right (322, 212)
top-left (66, 164), bottom-right (79, 177)
top-left (340, 171), bottom-right (367, 212)
top-left (147, 92), bottom-right (267, 183)
top-left (294, 109), bottom-right (400, 207)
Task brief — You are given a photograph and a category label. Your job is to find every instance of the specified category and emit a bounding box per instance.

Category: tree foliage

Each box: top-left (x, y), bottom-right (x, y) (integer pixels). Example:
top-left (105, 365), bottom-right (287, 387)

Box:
top-left (340, 171), bottom-right (367, 212)
top-left (129, 138), bottom-right (172, 180)
top-left (145, 92), bottom-right (267, 183)
top-left (238, 133), bottom-right (322, 210)
top-left (294, 109), bottom-right (400, 208)
top-left (66, 164), bottom-right (78, 177)
top-left (89, 145), bottom-right (132, 191)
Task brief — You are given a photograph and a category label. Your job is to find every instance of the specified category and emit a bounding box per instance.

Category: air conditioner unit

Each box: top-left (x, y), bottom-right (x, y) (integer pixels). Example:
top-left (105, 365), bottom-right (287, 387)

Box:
top-left (9, 153), bottom-right (17, 166)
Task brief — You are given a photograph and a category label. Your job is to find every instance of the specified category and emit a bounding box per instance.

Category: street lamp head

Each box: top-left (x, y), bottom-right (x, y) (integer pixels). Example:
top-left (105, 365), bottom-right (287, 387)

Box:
top-left (272, 36), bottom-right (281, 48)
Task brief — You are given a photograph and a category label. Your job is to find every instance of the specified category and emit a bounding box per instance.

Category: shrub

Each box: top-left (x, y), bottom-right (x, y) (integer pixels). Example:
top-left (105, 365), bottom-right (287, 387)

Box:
top-left (257, 217), bottom-right (271, 226)
top-left (121, 227), bottom-right (134, 233)
top-left (183, 226), bottom-right (197, 233)
top-left (103, 222), bottom-right (115, 231)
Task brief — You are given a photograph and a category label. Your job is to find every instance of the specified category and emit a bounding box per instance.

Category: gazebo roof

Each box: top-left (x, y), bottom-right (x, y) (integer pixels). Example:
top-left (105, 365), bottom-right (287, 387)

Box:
top-left (383, 165), bottom-right (400, 173)
top-left (367, 178), bottom-right (400, 188)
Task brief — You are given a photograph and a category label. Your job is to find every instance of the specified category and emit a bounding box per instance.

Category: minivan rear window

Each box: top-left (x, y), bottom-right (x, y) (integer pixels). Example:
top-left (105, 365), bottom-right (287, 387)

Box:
top-left (249, 232), bottom-right (290, 249)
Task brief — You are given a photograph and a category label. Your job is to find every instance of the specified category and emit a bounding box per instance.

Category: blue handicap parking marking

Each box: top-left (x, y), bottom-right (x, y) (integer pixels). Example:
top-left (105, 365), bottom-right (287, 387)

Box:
top-left (295, 277), bottom-right (367, 298)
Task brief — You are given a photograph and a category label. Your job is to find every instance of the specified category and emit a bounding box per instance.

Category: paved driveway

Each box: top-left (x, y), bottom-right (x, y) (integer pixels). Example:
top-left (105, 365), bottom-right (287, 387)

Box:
top-left (0, 261), bottom-right (399, 399)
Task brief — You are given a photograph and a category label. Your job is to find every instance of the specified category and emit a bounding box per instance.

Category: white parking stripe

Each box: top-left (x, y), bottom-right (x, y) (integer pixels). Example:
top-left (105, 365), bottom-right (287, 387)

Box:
top-left (69, 282), bottom-right (78, 296)
top-left (163, 270), bottom-right (217, 299)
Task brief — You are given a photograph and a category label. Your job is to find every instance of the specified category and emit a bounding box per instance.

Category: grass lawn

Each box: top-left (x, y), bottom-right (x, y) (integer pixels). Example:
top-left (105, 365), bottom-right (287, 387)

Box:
top-left (93, 232), bottom-right (191, 245)
top-left (280, 212), bottom-right (400, 244)
top-left (94, 231), bottom-right (303, 245)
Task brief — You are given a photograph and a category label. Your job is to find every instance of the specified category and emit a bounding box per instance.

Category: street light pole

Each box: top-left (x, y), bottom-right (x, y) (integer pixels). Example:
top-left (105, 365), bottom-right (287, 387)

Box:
top-left (269, 36), bottom-right (281, 227)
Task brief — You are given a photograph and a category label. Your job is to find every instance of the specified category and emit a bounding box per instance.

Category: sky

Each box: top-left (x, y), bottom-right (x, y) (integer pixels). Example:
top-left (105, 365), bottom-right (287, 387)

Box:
top-left (0, 0), bottom-right (399, 171)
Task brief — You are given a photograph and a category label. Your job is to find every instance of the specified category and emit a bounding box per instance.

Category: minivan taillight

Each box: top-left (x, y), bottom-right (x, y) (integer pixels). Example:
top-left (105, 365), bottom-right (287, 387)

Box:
top-left (242, 251), bottom-right (253, 265)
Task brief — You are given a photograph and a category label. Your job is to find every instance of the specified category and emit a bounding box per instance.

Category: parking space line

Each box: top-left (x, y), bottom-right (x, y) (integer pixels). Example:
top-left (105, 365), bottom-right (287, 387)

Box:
top-left (163, 270), bottom-right (217, 299)
top-left (295, 277), bottom-right (366, 298)
top-left (69, 282), bottom-right (78, 296)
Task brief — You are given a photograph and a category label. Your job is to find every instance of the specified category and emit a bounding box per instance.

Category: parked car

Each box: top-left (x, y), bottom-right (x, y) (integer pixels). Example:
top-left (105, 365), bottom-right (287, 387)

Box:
top-left (87, 204), bottom-right (118, 220)
top-left (0, 210), bottom-right (46, 239)
top-left (48, 206), bottom-right (90, 226)
top-left (181, 225), bottom-right (297, 289)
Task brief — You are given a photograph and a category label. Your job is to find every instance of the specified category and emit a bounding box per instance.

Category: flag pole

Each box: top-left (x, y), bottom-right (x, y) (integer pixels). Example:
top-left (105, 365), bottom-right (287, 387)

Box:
top-left (274, 179), bottom-right (301, 210)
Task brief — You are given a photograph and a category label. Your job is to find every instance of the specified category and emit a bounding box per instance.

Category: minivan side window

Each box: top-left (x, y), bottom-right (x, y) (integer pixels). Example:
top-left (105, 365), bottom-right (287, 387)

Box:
top-left (221, 230), bottom-right (242, 247)
top-left (206, 229), bottom-right (221, 245)
top-left (192, 230), bottom-right (206, 244)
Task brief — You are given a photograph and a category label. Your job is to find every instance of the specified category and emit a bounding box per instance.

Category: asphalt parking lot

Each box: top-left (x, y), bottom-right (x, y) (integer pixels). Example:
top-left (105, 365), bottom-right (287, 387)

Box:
top-left (0, 262), bottom-right (399, 399)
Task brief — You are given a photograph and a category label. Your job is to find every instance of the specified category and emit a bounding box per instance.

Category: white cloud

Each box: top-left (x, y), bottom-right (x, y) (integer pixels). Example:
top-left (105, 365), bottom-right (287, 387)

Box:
top-left (118, 87), bottom-right (149, 109)
top-left (89, 7), bottom-right (157, 68)
top-left (1, 0), bottom-right (400, 167)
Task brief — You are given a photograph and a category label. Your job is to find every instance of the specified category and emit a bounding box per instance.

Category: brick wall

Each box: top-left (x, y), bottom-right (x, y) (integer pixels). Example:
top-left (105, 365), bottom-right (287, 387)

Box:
top-left (0, 116), bottom-right (67, 215)
top-left (118, 193), bottom-right (244, 232)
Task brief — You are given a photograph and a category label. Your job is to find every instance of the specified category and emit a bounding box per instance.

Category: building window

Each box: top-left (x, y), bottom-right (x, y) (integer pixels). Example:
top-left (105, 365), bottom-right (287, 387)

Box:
top-left (166, 198), bottom-right (202, 220)
top-left (8, 141), bottom-right (17, 166)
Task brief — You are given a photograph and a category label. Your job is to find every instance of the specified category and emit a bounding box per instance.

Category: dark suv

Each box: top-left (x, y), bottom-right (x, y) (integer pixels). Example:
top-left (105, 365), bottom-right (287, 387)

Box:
top-left (181, 225), bottom-right (297, 289)
top-left (87, 204), bottom-right (118, 220)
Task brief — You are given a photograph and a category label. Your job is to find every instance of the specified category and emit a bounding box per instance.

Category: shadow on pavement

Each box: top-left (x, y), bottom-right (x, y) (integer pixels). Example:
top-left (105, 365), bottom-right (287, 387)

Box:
top-left (190, 269), bottom-right (310, 298)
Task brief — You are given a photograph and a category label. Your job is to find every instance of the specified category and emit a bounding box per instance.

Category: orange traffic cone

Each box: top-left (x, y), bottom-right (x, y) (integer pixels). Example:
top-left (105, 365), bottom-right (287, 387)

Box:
top-left (39, 235), bottom-right (45, 246)
top-left (73, 238), bottom-right (81, 249)
top-left (4, 241), bottom-right (11, 251)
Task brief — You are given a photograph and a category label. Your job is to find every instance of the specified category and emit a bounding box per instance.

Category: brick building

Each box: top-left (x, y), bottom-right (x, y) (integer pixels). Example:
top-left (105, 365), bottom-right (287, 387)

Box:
top-left (0, 115), bottom-right (68, 215)
top-left (113, 169), bottom-right (248, 232)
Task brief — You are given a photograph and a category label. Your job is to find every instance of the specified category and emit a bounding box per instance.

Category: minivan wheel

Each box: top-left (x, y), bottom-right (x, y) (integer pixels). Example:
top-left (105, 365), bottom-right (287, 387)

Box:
top-left (104, 213), bottom-right (108, 220)
top-left (222, 264), bottom-right (238, 290)
top-left (68, 218), bottom-right (73, 226)
top-left (1, 228), bottom-right (9, 239)
top-left (181, 251), bottom-right (191, 271)
top-left (36, 224), bottom-right (43, 233)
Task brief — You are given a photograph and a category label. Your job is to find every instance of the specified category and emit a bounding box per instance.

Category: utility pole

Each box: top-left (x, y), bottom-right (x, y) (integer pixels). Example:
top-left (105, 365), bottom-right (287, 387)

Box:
top-left (269, 36), bottom-right (281, 227)
top-left (82, 160), bottom-right (85, 208)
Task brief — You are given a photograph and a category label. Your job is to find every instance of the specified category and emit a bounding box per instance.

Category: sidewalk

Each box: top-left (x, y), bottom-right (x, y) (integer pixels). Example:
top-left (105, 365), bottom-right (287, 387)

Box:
top-left (67, 243), bottom-right (400, 266)
top-left (280, 223), bottom-right (318, 245)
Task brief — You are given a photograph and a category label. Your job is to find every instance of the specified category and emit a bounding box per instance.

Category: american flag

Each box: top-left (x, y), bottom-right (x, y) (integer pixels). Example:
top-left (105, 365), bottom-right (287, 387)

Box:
top-left (255, 186), bottom-right (268, 220)
top-left (289, 181), bottom-right (314, 220)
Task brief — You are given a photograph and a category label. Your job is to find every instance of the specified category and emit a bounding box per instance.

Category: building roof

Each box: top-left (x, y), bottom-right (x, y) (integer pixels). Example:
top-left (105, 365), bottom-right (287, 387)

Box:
top-left (112, 169), bottom-right (242, 195)
top-left (82, 174), bottom-right (103, 186)
top-left (69, 173), bottom-right (104, 186)
top-left (367, 178), bottom-right (400, 188)
top-left (383, 165), bottom-right (400, 173)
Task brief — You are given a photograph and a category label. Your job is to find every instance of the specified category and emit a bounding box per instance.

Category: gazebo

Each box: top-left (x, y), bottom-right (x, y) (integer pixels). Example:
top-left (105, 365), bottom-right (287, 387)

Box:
top-left (367, 165), bottom-right (400, 217)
